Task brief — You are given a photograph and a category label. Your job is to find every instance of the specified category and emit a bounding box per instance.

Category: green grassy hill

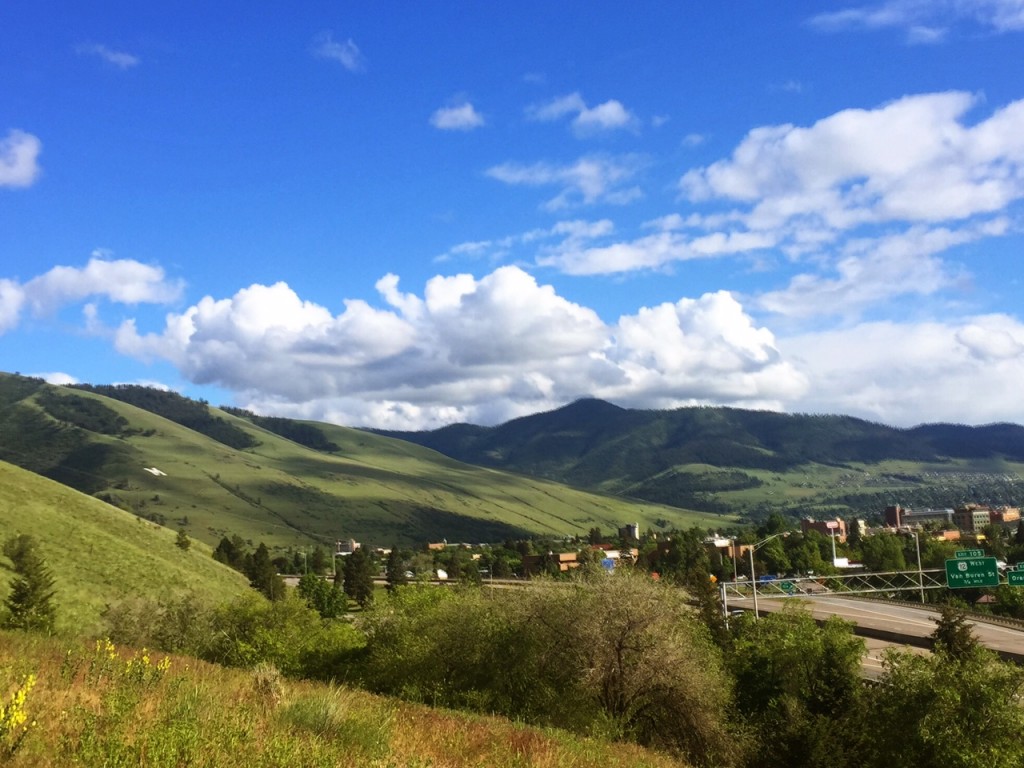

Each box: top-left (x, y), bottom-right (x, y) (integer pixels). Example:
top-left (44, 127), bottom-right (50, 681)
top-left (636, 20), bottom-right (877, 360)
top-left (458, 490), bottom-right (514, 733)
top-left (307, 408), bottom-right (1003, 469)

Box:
top-left (0, 374), bottom-right (723, 552)
top-left (0, 460), bottom-right (249, 633)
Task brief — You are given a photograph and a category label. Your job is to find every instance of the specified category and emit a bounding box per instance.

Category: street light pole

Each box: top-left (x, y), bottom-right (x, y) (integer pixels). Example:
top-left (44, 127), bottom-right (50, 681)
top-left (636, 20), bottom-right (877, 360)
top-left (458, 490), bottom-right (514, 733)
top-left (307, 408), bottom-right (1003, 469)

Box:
top-left (749, 531), bottom-right (789, 620)
top-left (912, 530), bottom-right (924, 604)
top-left (749, 545), bottom-right (759, 618)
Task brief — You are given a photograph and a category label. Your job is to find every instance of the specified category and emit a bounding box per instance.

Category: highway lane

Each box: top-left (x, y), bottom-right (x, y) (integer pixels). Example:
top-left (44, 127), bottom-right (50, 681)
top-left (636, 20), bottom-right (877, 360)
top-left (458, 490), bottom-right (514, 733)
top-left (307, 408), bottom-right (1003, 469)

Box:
top-left (726, 595), bottom-right (1024, 660)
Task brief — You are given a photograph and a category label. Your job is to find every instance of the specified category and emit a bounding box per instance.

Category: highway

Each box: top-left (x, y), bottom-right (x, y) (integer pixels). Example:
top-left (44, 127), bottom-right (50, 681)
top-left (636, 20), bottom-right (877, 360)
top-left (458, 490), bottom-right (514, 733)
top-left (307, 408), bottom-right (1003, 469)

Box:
top-left (727, 594), bottom-right (1024, 661)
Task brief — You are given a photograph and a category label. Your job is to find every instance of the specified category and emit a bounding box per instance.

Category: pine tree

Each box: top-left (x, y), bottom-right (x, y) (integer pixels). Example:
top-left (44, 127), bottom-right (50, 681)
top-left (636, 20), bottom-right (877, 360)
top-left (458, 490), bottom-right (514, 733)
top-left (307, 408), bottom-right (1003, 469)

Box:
top-left (385, 547), bottom-right (408, 592)
top-left (343, 547), bottom-right (375, 608)
top-left (2, 534), bottom-right (57, 633)
top-left (247, 542), bottom-right (285, 600)
top-left (930, 603), bottom-right (980, 661)
top-left (175, 529), bottom-right (191, 550)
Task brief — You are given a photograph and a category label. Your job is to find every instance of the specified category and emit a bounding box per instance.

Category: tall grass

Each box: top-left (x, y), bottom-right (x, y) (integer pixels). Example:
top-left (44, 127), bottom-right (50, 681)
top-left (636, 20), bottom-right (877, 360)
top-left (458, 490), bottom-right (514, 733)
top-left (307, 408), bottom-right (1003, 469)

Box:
top-left (0, 630), bottom-right (687, 768)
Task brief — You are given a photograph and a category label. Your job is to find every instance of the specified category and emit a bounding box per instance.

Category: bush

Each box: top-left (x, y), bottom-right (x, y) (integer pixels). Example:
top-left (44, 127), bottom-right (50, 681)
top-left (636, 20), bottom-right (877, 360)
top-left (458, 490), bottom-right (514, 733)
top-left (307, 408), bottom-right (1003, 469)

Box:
top-left (202, 592), bottom-right (364, 679)
top-left (102, 592), bottom-right (364, 681)
top-left (359, 574), bottom-right (739, 767)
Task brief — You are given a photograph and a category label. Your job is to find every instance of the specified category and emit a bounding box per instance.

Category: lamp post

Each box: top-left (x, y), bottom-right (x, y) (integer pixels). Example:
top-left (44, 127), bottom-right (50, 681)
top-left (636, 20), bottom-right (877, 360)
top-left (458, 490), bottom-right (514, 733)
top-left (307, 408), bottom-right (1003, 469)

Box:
top-left (910, 529), bottom-right (925, 604)
top-left (749, 531), bottom-right (789, 619)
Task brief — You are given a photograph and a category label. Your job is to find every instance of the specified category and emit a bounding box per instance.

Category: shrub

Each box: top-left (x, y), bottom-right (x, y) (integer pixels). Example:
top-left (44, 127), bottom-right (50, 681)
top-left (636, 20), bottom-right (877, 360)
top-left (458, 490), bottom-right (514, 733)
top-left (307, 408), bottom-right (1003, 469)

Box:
top-left (359, 575), bottom-right (739, 767)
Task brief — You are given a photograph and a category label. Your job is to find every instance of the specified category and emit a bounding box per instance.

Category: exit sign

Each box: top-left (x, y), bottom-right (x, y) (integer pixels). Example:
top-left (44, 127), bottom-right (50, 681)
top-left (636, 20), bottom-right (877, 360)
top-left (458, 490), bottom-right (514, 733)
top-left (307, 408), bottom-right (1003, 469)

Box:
top-left (946, 557), bottom-right (999, 589)
top-left (1009, 571), bottom-right (1024, 586)
top-left (955, 549), bottom-right (985, 559)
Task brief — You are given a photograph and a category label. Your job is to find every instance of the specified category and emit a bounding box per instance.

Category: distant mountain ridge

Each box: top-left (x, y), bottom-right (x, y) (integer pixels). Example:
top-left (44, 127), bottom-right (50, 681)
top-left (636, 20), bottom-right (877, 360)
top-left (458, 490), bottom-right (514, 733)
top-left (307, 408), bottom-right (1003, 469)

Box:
top-left (373, 398), bottom-right (1024, 517)
top-left (376, 397), bottom-right (1024, 473)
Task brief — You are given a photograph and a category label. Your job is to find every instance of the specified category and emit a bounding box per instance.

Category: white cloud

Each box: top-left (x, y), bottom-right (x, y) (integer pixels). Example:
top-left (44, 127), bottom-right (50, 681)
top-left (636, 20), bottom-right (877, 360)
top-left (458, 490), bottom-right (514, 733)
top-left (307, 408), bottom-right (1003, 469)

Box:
top-left (539, 228), bottom-right (776, 276)
top-left (25, 253), bottom-right (184, 314)
top-left (437, 219), bottom-right (614, 265)
top-left (680, 91), bottom-right (1024, 227)
top-left (76, 43), bottom-right (139, 69)
top-left (781, 314), bottom-right (1024, 425)
top-left (809, 0), bottom-right (1024, 40)
top-left (662, 92), bottom-right (1024, 313)
top-left (487, 155), bottom-right (644, 210)
top-left (0, 130), bottom-right (42, 188)
top-left (37, 372), bottom-right (79, 386)
top-left (0, 279), bottom-right (25, 333)
top-left (527, 92), bottom-right (639, 136)
top-left (0, 254), bottom-right (184, 335)
top-left (311, 32), bottom-right (364, 72)
top-left (756, 221), bottom-right (1005, 318)
top-left (114, 267), bottom-right (805, 429)
top-left (430, 102), bottom-right (485, 131)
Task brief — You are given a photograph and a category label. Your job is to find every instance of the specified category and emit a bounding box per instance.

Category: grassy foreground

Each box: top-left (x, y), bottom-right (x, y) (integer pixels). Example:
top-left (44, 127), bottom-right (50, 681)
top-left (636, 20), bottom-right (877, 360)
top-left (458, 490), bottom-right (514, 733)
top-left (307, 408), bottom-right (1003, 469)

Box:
top-left (0, 631), bottom-right (687, 768)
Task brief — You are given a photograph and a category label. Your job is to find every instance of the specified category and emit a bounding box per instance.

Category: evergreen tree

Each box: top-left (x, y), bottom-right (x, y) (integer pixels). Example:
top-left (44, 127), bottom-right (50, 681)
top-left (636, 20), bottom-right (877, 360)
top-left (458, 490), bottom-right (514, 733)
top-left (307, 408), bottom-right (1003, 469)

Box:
top-left (309, 546), bottom-right (327, 573)
top-left (343, 547), bottom-right (375, 608)
top-left (247, 542), bottom-right (286, 601)
top-left (213, 535), bottom-right (245, 570)
top-left (175, 529), bottom-right (191, 551)
top-left (2, 534), bottom-right (57, 633)
top-left (385, 547), bottom-right (407, 592)
top-left (930, 603), bottom-right (980, 661)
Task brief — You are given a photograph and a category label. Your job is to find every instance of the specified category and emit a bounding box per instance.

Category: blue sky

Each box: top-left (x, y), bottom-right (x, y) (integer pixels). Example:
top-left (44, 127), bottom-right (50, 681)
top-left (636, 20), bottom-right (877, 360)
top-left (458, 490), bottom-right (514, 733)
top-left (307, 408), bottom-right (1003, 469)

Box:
top-left (4, 1), bottom-right (1024, 429)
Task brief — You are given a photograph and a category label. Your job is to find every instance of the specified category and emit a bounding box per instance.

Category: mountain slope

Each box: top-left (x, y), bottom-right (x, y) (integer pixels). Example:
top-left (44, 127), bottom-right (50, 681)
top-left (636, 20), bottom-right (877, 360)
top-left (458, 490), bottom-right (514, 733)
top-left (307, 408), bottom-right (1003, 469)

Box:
top-left (0, 374), bottom-right (721, 549)
top-left (0, 459), bottom-right (249, 633)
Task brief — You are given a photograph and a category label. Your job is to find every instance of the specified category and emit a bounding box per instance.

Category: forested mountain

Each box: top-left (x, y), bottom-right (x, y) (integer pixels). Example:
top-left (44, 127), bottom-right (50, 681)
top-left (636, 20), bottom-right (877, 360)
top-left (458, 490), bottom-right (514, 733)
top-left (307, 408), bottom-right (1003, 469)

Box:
top-left (375, 398), bottom-right (1024, 519)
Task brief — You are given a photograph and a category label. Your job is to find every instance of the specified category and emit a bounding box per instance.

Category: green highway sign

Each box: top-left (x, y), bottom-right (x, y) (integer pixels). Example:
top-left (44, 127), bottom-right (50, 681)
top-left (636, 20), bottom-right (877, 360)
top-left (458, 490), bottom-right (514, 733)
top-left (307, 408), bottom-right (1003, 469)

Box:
top-left (1009, 571), bottom-right (1024, 586)
top-left (779, 581), bottom-right (795, 593)
top-left (955, 549), bottom-right (985, 559)
top-left (945, 557), bottom-right (999, 589)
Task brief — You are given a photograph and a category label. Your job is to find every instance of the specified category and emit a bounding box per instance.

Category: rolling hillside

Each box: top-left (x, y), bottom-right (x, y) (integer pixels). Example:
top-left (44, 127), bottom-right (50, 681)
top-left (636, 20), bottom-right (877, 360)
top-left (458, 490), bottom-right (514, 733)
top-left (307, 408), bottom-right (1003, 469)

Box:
top-left (376, 398), bottom-right (1024, 519)
top-left (0, 459), bottom-right (249, 633)
top-left (0, 373), bottom-right (721, 551)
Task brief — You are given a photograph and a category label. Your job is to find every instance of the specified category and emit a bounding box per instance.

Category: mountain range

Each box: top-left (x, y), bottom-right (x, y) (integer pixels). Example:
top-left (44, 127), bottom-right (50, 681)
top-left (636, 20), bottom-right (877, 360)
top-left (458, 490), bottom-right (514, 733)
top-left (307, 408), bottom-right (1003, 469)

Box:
top-left (375, 398), bottom-right (1024, 519)
top-left (4, 370), bottom-right (1024, 553)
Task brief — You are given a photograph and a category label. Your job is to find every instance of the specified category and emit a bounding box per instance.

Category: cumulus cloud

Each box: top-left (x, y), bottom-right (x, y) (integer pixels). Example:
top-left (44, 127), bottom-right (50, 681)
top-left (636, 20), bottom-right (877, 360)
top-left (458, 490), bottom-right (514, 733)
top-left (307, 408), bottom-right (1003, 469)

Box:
top-left (781, 314), bottom-right (1024, 425)
top-left (76, 42), bottom-right (139, 69)
top-left (0, 254), bottom-right (184, 335)
top-left (114, 266), bottom-right (804, 429)
top-left (0, 129), bottom-right (42, 188)
top-left (487, 155), bottom-right (644, 210)
top-left (430, 102), bottom-right (485, 131)
top-left (311, 32), bottom-right (364, 72)
top-left (527, 92), bottom-right (639, 136)
top-left (809, 0), bottom-right (1024, 40)
top-left (681, 92), bottom-right (1024, 228)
